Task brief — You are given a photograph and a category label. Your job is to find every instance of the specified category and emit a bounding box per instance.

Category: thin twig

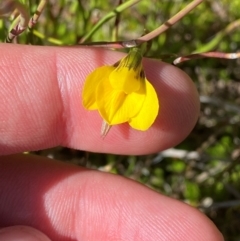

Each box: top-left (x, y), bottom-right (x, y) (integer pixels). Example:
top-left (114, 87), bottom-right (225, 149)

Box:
top-left (173, 52), bottom-right (240, 65)
top-left (28, 0), bottom-right (47, 30)
top-left (2, 0), bottom-right (30, 43)
top-left (78, 40), bottom-right (139, 48)
top-left (79, 0), bottom-right (204, 48)
top-left (136, 0), bottom-right (204, 42)
top-left (112, 0), bottom-right (122, 41)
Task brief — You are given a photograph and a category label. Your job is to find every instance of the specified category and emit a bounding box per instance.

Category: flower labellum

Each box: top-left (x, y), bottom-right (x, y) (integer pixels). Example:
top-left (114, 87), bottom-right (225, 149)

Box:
top-left (82, 47), bottom-right (159, 137)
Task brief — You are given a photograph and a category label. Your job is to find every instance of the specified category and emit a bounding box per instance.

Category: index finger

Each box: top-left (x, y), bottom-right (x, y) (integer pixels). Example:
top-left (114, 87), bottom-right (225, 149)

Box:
top-left (0, 44), bottom-right (199, 155)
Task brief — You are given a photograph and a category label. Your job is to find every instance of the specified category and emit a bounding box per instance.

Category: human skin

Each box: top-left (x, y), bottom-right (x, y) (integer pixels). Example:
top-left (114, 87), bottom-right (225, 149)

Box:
top-left (0, 44), bottom-right (223, 241)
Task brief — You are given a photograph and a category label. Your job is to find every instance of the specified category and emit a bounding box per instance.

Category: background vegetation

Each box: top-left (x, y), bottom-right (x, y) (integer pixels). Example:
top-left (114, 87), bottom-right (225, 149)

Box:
top-left (1, 0), bottom-right (240, 240)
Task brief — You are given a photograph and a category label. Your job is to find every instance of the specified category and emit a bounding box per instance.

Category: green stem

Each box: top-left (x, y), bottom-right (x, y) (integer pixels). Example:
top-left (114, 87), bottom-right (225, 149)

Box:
top-left (193, 19), bottom-right (240, 53)
top-left (33, 29), bottom-right (63, 45)
top-left (79, 0), bottom-right (141, 43)
top-left (78, 0), bottom-right (204, 49)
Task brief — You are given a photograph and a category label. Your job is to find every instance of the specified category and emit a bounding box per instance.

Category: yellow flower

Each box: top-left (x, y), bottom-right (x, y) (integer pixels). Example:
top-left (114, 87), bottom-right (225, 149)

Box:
top-left (82, 48), bottom-right (159, 135)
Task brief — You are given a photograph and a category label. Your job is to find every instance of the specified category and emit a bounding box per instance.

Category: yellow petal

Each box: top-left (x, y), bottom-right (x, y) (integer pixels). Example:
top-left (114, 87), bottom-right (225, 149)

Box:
top-left (110, 48), bottom-right (144, 94)
top-left (129, 79), bottom-right (159, 131)
top-left (109, 67), bottom-right (143, 94)
top-left (96, 79), bottom-right (145, 125)
top-left (82, 66), bottom-right (114, 110)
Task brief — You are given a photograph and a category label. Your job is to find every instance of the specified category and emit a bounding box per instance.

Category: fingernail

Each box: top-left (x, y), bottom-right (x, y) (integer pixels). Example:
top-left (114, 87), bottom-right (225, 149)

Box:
top-left (0, 225), bottom-right (51, 241)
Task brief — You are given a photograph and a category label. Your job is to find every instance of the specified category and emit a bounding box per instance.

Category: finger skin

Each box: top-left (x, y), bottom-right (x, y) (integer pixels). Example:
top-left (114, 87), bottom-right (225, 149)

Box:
top-left (0, 226), bottom-right (51, 241)
top-left (0, 155), bottom-right (223, 241)
top-left (0, 44), bottom-right (199, 155)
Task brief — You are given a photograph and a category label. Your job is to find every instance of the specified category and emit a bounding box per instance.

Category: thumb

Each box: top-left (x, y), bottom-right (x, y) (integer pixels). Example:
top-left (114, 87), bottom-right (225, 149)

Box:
top-left (0, 226), bottom-right (51, 241)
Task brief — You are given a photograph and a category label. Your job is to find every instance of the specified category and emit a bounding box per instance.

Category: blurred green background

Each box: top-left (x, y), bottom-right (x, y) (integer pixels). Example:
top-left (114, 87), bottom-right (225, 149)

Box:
top-left (1, 0), bottom-right (240, 240)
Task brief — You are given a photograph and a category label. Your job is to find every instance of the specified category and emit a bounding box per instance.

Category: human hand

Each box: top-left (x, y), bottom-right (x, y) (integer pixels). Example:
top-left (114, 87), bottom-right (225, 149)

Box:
top-left (0, 44), bottom-right (223, 240)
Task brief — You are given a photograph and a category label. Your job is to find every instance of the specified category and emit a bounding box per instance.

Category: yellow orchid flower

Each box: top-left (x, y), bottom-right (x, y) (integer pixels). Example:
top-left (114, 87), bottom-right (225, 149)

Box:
top-left (82, 47), bottom-right (159, 136)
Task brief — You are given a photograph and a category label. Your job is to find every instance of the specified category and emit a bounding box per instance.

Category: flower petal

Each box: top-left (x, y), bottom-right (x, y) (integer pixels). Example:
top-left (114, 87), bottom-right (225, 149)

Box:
top-left (109, 67), bottom-right (142, 94)
top-left (82, 66), bottom-right (114, 110)
top-left (96, 79), bottom-right (145, 125)
top-left (129, 79), bottom-right (159, 131)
